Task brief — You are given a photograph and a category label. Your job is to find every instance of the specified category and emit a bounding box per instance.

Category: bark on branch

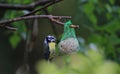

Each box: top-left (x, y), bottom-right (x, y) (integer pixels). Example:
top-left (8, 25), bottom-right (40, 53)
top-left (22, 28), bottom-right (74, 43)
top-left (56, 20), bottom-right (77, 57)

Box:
top-left (0, 15), bottom-right (79, 30)
top-left (0, 15), bottom-right (71, 25)
top-left (0, 0), bottom-right (79, 30)
top-left (0, 0), bottom-right (62, 11)
top-left (22, 0), bottom-right (63, 16)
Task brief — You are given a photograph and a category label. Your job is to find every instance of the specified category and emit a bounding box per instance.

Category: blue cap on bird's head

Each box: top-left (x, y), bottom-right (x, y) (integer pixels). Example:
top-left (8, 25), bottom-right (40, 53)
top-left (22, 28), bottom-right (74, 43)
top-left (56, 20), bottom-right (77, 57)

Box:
top-left (45, 35), bottom-right (56, 43)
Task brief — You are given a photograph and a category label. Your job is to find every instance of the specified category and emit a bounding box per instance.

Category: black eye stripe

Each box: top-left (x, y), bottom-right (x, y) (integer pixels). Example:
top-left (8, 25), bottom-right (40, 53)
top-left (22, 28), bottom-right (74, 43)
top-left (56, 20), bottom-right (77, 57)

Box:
top-left (46, 35), bottom-right (56, 42)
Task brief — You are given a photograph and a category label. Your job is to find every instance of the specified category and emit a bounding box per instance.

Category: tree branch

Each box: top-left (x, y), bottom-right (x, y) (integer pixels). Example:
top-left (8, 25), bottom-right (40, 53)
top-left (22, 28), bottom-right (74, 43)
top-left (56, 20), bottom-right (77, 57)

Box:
top-left (50, 19), bottom-right (79, 28)
top-left (22, 0), bottom-right (63, 16)
top-left (48, 15), bottom-right (79, 28)
top-left (0, 0), bottom-right (58, 10)
top-left (0, 15), bottom-right (71, 25)
top-left (0, 0), bottom-right (79, 30)
top-left (0, 15), bottom-right (79, 30)
top-left (0, 25), bottom-right (17, 31)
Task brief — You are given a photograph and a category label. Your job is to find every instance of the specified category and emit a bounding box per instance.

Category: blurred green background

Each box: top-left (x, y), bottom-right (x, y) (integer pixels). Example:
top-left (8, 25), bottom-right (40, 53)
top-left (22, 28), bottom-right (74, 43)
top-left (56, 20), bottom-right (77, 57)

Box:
top-left (0, 0), bottom-right (120, 74)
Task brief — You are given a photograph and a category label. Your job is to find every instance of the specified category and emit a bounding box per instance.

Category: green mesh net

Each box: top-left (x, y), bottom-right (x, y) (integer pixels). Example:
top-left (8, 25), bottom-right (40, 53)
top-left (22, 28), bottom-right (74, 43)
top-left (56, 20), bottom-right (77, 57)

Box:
top-left (58, 20), bottom-right (80, 54)
top-left (60, 20), bottom-right (76, 41)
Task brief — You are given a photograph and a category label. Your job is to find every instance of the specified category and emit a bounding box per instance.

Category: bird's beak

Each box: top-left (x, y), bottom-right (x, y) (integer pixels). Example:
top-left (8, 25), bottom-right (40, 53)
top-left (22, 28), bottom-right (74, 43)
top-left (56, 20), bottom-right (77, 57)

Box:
top-left (48, 42), bottom-right (56, 51)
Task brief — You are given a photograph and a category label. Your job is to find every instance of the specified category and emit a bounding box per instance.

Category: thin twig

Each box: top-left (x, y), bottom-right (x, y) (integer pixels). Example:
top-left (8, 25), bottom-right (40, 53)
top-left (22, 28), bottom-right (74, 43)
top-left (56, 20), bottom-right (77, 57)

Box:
top-left (0, 15), bottom-right (71, 30)
top-left (5, 26), bottom-right (17, 31)
top-left (0, 0), bottom-right (53, 10)
top-left (48, 15), bottom-right (79, 28)
top-left (0, 15), bottom-right (79, 30)
top-left (0, 25), bottom-right (17, 31)
top-left (0, 0), bottom-right (66, 31)
top-left (0, 15), bottom-right (71, 25)
top-left (22, 0), bottom-right (63, 16)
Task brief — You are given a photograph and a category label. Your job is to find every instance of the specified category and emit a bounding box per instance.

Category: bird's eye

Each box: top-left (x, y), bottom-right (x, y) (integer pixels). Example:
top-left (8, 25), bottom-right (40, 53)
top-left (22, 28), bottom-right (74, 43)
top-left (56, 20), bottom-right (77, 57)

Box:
top-left (52, 37), bottom-right (55, 39)
top-left (46, 35), bottom-right (56, 42)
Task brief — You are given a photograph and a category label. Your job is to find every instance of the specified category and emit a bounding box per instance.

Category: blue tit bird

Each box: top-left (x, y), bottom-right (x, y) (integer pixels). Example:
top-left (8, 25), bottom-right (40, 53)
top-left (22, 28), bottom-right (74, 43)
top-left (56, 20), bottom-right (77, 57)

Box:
top-left (44, 35), bottom-right (56, 60)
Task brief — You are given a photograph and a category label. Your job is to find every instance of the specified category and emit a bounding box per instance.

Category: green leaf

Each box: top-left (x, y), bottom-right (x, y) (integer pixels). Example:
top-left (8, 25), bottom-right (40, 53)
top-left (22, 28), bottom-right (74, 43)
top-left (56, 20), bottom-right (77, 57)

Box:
top-left (106, 13), bottom-right (112, 20)
top-left (89, 14), bottom-right (97, 25)
top-left (23, 0), bottom-right (33, 4)
top-left (47, 6), bottom-right (53, 13)
top-left (103, 19), bottom-right (120, 34)
top-left (4, 11), bottom-right (15, 19)
top-left (88, 34), bottom-right (105, 44)
top-left (13, 21), bottom-right (27, 39)
top-left (83, 3), bottom-right (94, 15)
top-left (93, 61), bottom-right (120, 74)
top-left (108, 34), bottom-right (120, 45)
top-left (36, 61), bottom-right (62, 74)
top-left (9, 33), bottom-right (21, 48)
top-left (105, 4), bottom-right (112, 13)
top-left (83, 3), bottom-right (97, 25)
top-left (96, 19), bottom-right (120, 34)
top-left (109, 0), bottom-right (115, 5)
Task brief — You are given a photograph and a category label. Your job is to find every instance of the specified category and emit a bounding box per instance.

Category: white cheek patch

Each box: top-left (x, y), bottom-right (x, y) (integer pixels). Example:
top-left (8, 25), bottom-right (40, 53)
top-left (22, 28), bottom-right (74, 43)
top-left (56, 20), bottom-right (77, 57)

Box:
top-left (44, 39), bottom-right (47, 44)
